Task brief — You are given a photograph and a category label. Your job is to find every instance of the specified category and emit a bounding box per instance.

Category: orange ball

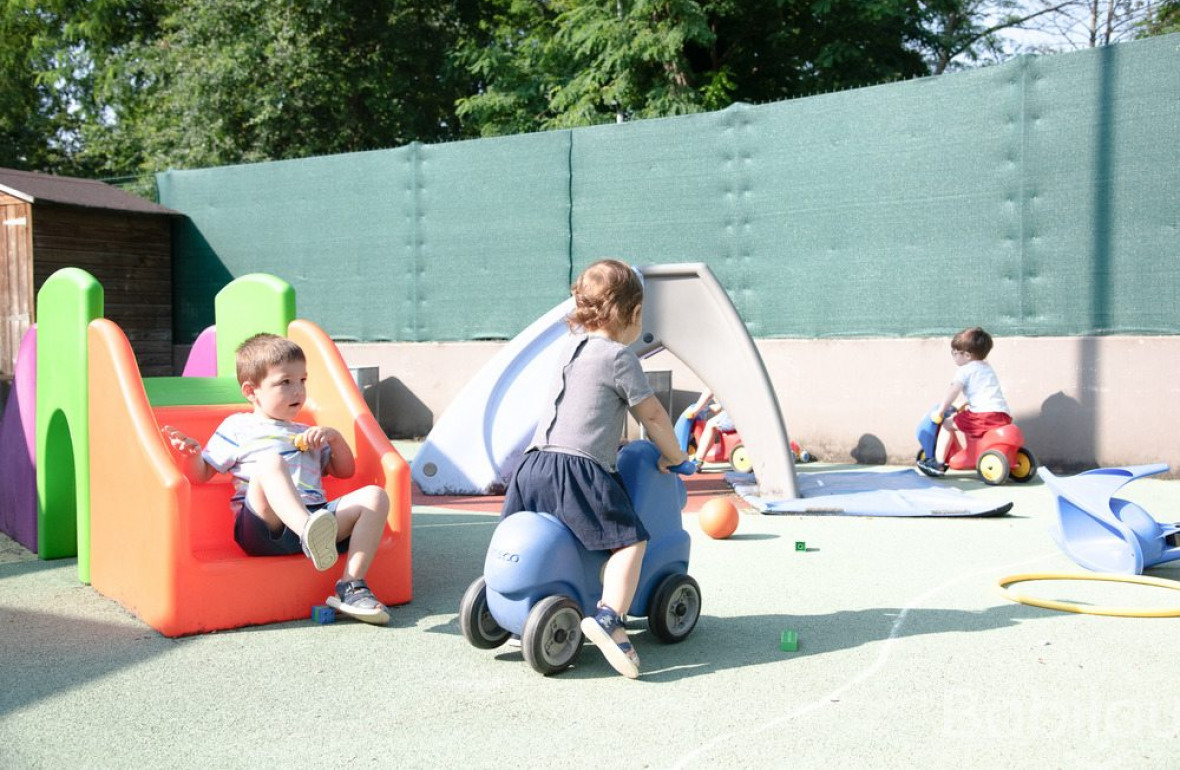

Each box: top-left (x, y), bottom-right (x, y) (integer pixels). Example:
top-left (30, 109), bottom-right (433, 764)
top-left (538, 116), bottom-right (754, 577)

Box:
top-left (698, 497), bottom-right (739, 539)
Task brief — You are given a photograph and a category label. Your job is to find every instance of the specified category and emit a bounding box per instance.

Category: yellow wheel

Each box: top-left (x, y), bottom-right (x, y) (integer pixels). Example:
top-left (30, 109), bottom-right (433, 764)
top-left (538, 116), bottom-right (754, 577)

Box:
top-left (730, 444), bottom-right (753, 474)
top-left (1009, 447), bottom-right (1038, 483)
top-left (977, 449), bottom-right (1009, 485)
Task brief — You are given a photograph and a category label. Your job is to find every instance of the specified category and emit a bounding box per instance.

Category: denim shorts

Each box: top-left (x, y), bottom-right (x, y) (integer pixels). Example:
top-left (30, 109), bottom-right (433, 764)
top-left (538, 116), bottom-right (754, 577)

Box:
top-left (233, 499), bottom-right (349, 557)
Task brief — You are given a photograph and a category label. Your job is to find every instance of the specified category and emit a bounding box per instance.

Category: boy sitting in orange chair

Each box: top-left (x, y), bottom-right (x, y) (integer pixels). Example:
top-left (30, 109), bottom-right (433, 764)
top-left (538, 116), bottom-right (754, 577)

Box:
top-left (162, 333), bottom-right (392, 625)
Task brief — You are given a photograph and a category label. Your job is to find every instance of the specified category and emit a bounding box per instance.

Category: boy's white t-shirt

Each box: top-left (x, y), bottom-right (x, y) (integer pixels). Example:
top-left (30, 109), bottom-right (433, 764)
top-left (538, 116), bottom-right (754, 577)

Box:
top-left (954, 360), bottom-right (1010, 415)
top-left (202, 411), bottom-right (332, 514)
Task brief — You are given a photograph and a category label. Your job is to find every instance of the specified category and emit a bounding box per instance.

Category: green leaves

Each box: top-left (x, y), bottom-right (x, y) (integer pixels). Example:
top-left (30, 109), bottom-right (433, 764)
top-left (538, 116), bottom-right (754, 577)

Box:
top-left (4, 0), bottom-right (1172, 179)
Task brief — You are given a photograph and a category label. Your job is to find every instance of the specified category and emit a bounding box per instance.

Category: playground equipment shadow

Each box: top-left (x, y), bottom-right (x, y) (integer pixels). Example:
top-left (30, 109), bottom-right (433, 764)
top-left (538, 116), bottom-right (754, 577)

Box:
top-left (2, 458), bottom-right (1179, 768)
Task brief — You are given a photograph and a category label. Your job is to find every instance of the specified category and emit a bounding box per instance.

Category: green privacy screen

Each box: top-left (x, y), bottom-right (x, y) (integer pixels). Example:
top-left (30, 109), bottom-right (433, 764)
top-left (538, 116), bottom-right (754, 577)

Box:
top-left (158, 34), bottom-right (1179, 343)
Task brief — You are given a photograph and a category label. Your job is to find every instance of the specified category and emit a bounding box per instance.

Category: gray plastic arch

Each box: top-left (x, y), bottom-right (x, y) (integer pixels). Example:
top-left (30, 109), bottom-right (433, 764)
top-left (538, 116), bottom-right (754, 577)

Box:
top-left (412, 263), bottom-right (798, 500)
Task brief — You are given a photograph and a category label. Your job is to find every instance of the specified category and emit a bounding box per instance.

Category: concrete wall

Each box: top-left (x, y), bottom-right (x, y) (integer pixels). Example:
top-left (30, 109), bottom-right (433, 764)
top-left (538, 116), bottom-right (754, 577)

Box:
top-left (329, 336), bottom-right (1179, 476)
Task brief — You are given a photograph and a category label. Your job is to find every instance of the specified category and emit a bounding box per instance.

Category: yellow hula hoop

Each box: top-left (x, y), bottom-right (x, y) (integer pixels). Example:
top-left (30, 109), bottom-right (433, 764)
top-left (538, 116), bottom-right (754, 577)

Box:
top-left (997, 572), bottom-right (1180, 618)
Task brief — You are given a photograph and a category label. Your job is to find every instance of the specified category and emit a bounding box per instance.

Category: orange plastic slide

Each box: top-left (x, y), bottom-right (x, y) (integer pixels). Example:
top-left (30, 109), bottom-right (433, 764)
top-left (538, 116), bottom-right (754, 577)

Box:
top-left (87, 317), bottom-right (411, 636)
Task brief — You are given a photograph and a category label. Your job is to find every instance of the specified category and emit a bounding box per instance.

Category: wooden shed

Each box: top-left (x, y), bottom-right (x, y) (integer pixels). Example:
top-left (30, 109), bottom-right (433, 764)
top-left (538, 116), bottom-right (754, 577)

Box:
top-left (1, 168), bottom-right (178, 379)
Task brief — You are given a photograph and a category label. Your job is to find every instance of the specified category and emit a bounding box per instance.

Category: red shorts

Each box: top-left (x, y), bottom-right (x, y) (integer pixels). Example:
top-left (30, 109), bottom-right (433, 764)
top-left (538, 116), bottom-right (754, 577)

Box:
top-left (953, 410), bottom-right (1012, 439)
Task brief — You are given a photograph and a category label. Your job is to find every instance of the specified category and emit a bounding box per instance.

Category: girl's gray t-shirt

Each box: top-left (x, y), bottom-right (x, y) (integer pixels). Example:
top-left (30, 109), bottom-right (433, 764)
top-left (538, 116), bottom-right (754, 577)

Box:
top-left (530, 333), bottom-right (654, 471)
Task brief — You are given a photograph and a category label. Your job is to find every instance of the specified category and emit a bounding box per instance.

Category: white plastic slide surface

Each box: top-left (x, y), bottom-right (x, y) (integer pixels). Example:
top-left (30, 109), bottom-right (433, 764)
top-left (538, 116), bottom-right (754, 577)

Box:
top-left (412, 263), bottom-right (798, 498)
top-left (412, 300), bottom-right (574, 495)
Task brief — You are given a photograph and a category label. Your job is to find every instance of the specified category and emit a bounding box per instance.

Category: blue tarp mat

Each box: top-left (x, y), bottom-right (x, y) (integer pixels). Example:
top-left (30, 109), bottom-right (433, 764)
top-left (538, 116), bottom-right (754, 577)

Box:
top-left (728, 470), bottom-right (1013, 517)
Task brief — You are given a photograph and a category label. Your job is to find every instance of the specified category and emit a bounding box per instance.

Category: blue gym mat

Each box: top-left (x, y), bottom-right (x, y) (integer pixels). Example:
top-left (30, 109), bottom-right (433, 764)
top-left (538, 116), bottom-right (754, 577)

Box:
top-left (727, 469), bottom-right (1013, 517)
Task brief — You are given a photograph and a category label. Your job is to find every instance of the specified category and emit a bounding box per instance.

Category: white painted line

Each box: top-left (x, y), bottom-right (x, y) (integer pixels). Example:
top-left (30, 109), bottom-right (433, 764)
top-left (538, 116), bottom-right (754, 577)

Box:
top-left (671, 551), bottom-right (1059, 768)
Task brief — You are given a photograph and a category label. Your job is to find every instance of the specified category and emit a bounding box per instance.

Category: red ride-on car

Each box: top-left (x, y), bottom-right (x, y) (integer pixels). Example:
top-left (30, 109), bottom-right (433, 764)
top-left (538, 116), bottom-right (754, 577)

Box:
top-left (916, 405), bottom-right (1037, 485)
top-left (674, 406), bottom-right (753, 473)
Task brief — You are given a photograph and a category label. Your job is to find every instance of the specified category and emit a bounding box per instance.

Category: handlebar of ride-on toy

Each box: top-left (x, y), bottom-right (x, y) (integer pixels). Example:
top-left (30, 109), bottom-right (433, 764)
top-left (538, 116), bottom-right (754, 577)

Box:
top-left (930, 404), bottom-right (961, 425)
top-left (918, 404), bottom-right (960, 459)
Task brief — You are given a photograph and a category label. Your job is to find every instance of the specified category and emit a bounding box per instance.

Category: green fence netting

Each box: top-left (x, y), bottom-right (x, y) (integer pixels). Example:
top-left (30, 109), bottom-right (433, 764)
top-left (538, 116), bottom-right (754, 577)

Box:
top-left (158, 34), bottom-right (1180, 344)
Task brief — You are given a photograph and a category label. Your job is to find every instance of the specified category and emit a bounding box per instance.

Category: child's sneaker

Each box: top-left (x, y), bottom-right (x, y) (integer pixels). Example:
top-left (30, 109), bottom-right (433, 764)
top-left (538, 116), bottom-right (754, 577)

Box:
top-left (301, 509), bottom-right (339, 571)
top-left (326, 579), bottom-right (390, 625)
top-left (916, 457), bottom-right (947, 477)
top-left (579, 606), bottom-right (640, 679)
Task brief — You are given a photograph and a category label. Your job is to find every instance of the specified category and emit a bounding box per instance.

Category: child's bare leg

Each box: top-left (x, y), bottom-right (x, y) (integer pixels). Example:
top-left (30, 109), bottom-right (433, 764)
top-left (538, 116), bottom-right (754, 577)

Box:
top-left (581, 540), bottom-right (647, 677)
top-left (245, 453), bottom-right (337, 570)
top-left (694, 422), bottom-right (718, 462)
top-left (332, 485), bottom-right (390, 581)
top-left (245, 453), bottom-right (314, 533)
top-left (327, 485), bottom-right (392, 625)
top-left (601, 540), bottom-right (647, 640)
top-left (935, 425), bottom-right (963, 464)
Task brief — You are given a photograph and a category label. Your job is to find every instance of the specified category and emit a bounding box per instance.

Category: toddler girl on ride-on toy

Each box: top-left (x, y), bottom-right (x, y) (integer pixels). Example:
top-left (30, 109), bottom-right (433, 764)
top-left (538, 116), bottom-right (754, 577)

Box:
top-left (499, 259), bottom-right (689, 679)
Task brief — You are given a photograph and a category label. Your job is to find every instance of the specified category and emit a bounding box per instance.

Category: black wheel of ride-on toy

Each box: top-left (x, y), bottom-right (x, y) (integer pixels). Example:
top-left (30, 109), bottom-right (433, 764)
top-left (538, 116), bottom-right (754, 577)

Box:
top-left (459, 576), bottom-right (510, 650)
top-left (977, 449), bottom-right (1010, 486)
top-left (522, 595), bottom-right (584, 675)
top-left (647, 573), bottom-right (702, 643)
top-left (1009, 447), bottom-right (1038, 483)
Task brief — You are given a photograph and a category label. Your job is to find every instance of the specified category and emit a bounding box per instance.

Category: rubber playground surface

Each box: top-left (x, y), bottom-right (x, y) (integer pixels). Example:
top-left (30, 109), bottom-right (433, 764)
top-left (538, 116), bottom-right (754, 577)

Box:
top-left (2, 446), bottom-right (1179, 768)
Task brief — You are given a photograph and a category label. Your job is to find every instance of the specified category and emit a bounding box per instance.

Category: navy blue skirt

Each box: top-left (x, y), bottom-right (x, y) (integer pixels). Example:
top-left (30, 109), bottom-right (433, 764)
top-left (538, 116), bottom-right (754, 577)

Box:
top-left (501, 450), bottom-right (649, 551)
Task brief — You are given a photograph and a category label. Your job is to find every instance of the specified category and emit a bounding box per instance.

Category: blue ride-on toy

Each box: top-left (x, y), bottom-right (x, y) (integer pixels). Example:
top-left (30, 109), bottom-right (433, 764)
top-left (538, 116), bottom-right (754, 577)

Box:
top-left (459, 440), bottom-right (701, 675)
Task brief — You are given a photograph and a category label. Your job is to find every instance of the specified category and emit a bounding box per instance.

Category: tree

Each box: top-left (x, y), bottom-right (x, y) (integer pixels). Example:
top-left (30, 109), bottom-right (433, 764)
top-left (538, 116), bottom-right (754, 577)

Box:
top-left (694, 0), bottom-right (929, 102)
top-left (0, 0), bottom-right (87, 170)
top-left (910, 0), bottom-right (1085, 73)
top-left (7, 0), bottom-right (1171, 180)
top-left (1, 1), bottom-right (486, 178)
top-left (456, 0), bottom-right (716, 135)
top-left (456, 0), bottom-right (931, 136)
top-left (1138, 0), bottom-right (1179, 33)
top-left (991, 0), bottom-right (1169, 54)
top-left (90, 0), bottom-right (484, 176)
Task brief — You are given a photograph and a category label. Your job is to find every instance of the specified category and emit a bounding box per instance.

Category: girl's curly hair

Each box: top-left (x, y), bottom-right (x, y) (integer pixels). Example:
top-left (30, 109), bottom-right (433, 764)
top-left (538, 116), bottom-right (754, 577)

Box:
top-left (567, 259), bottom-right (644, 334)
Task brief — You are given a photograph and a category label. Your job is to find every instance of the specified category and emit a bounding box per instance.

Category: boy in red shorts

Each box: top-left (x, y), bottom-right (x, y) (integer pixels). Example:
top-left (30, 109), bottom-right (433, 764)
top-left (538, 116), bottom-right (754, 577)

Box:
top-left (918, 327), bottom-right (1012, 476)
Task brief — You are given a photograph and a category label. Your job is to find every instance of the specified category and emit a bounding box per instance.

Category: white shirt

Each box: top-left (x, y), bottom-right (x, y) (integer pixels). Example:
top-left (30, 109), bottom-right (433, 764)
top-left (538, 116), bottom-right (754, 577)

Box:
top-left (202, 412), bottom-right (331, 513)
top-left (954, 360), bottom-right (1010, 415)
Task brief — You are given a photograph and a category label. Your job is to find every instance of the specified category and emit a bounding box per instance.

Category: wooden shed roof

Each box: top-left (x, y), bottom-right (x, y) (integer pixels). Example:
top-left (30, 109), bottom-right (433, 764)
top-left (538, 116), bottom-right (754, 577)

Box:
top-left (0, 167), bottom-right (176, 215)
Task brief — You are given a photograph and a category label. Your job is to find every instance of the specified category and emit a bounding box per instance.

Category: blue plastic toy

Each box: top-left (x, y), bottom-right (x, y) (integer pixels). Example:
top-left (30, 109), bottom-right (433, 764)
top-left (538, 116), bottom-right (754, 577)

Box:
top-left (459, 441), bottom-right (700, 675)
top-left (1039, 464), bottom-right (1180, 575)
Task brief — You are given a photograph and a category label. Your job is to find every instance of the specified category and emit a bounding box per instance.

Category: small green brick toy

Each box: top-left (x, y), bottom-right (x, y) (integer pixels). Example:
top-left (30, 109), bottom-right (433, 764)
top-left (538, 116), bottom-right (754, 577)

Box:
top-left (795, 541), bottom-right (807, 551)
top-left (780, 629), bottom-right (799, 652)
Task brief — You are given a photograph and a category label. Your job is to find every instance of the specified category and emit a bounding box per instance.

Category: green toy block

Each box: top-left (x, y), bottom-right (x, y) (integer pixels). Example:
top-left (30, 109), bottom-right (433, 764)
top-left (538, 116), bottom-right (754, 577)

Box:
top-left (311, 605), bottom-right (336, 624)
top-left (795, 541), bottom-right (807, 551)
top-left (780, 629), bottom-right (799, 652)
